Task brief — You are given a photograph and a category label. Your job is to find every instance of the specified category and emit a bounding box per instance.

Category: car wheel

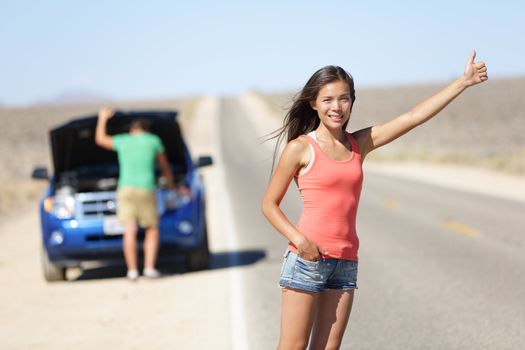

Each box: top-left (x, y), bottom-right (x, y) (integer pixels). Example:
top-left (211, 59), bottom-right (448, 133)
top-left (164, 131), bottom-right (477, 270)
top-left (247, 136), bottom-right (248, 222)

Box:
top-left (41, 245), bottom-right (66, 282)
top-left (186, 224), bottom-right (210, 271)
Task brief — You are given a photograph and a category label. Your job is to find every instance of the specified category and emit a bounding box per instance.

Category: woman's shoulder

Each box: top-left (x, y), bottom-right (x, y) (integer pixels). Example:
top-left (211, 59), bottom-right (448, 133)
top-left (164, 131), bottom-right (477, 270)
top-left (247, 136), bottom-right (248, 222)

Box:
top-left (288, 135), bottom-right (311, 151)
top-left (282, 135), bottom-right (311, 164)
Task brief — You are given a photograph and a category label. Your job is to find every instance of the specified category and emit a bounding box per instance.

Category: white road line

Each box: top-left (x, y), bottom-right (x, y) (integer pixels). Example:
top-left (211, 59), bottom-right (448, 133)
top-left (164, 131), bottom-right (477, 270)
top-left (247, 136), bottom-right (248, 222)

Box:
top-left (211, 99), bottom-right (250, 350)
top-left (222, 166), bottom-right (250, 350)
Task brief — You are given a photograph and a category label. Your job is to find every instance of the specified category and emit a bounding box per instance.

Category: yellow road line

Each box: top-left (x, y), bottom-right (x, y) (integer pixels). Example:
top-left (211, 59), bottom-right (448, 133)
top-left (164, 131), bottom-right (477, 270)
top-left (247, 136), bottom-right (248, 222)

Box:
top-left (383, 198), bottom-right (400, 209)
top-left (443, 220), bottom-right (480, 237)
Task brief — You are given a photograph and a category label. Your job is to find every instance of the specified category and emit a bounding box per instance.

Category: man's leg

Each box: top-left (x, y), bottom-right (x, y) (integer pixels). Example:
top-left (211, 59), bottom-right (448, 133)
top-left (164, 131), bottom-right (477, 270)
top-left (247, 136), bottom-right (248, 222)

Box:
top-left (144, 226), bottom-right (159, 270)
top-left (117, 188), bottom-right (139, 279)
top-left (123, 223), bottom-right (139, 273)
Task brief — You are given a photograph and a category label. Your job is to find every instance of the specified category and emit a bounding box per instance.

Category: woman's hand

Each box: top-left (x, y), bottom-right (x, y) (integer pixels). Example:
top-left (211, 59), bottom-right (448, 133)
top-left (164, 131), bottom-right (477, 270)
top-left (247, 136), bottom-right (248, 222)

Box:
top-left (296, 237), bottom-right (325, 261)
top-left (464, 50), bottom-right (488, 87)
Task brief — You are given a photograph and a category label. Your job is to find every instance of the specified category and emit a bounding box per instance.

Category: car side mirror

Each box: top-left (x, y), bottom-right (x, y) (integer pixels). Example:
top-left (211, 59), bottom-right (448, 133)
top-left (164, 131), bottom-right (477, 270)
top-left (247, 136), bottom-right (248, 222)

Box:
top-left (32, 166), bottom-right (49, 180)
top-left (195, 156), bottom-right (213, 168)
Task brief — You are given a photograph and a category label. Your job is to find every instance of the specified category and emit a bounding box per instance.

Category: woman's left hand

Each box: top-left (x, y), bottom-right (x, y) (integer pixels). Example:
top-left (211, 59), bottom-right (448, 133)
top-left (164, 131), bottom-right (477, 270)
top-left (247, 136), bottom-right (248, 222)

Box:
top-left (463, 50), bottom-right (488, 87)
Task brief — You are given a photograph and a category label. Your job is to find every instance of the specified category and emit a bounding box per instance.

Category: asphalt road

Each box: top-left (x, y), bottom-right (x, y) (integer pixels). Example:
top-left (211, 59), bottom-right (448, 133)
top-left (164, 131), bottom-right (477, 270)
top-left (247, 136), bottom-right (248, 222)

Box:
top-left (2, 96), bottom-right (523, 350)
top-left (218, 97), bottom-right (525, 350)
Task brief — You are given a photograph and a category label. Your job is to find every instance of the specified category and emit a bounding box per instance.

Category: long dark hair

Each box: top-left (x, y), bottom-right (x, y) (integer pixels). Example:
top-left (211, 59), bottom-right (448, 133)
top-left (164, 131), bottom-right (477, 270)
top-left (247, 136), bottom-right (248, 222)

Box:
top-left (266, 65), bottom-right (356, 175)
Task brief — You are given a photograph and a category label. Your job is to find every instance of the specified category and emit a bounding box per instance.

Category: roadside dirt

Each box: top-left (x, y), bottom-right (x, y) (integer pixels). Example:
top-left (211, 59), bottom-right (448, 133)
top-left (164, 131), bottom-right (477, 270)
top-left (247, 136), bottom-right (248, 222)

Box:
top-left (0, 97), bottom-right (237, 350)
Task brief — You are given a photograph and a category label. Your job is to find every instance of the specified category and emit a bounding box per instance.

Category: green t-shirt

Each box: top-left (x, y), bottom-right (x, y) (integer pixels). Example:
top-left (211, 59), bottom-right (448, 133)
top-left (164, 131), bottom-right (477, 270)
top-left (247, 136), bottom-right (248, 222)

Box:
top-left (112, 132), bottom-right (165, 191)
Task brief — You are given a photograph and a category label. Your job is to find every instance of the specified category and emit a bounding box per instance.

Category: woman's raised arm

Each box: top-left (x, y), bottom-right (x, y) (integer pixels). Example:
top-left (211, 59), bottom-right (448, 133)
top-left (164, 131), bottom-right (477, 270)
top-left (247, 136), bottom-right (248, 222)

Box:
top-left (355, 51), bottom-right (488, 157)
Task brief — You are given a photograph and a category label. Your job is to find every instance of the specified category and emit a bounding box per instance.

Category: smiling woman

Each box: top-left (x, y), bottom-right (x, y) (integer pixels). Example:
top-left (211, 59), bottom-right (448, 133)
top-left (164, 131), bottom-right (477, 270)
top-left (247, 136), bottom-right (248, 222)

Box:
top-left (311, 81), bottom-right (352, 129)
top-left (261, 52), bottom-right (488, 349)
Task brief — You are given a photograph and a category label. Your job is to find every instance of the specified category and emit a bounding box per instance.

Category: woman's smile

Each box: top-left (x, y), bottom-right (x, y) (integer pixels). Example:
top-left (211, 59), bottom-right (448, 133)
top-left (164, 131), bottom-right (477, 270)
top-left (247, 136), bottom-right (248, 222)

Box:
top-left (311, 80), bottom-right (352, 128)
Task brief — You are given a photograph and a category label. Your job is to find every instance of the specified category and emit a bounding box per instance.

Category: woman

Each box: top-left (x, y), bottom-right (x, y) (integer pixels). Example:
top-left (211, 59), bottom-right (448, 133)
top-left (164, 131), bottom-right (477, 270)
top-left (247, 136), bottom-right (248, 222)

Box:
top-left (261, 51), bottom-right (488, 349)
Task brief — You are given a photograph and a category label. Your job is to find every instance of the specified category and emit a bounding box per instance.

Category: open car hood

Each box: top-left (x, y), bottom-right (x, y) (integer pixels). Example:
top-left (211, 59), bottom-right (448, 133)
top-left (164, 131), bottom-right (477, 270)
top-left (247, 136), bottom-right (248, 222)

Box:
top-left (50, 110), bottom-right (187, 179)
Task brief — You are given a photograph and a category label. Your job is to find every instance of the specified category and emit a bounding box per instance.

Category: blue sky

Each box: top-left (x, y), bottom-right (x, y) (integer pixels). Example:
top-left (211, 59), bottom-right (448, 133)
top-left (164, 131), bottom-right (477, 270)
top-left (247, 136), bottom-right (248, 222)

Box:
top-left (1, 0), bottom-right (523, 106)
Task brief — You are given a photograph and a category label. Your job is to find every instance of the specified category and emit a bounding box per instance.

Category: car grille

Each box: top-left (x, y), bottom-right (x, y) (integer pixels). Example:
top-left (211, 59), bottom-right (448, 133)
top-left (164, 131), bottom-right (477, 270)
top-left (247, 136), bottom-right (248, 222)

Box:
top-left (75, 191), bottom-right (117, 219)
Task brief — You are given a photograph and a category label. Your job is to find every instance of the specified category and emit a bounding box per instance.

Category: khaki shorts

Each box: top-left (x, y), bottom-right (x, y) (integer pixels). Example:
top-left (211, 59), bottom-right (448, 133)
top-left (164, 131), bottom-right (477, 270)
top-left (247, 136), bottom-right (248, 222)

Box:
top-left (116, 187), bottom-right (158, 228)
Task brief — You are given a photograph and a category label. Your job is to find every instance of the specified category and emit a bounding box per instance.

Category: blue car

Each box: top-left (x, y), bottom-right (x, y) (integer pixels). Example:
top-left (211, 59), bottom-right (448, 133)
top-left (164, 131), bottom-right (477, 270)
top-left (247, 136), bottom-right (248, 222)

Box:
top-left (32, 110), bottom-right (213, 281)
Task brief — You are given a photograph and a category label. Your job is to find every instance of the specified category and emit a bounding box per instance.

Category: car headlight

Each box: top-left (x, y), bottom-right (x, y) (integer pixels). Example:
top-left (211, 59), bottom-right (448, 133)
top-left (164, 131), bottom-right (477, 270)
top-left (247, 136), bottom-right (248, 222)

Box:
top-left (50, 230), bottom-right (65, 245)
top-left (47, 195), bottom-right (76, 219)
top-left (178, 221), bottom-right (194, 235)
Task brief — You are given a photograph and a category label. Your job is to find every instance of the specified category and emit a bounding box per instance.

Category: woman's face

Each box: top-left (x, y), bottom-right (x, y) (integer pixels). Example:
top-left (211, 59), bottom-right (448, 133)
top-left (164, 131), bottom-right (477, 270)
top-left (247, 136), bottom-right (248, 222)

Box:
top-left (310, 80), bottom-right (352, 129)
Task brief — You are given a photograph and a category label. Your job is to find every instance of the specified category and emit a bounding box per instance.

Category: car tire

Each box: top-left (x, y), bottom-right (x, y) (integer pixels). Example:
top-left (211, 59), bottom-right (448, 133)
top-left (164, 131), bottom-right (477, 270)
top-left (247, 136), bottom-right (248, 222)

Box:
top-left (186, 224), bottom-right (210, 271)
top-left (41, 245), bottom-right (66, 282)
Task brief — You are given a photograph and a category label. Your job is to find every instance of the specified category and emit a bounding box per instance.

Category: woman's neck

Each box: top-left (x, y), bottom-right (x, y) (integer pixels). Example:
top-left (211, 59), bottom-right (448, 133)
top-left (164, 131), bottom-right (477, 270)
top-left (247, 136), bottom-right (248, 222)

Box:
top-left (315, 124), bottom-right (345, 143)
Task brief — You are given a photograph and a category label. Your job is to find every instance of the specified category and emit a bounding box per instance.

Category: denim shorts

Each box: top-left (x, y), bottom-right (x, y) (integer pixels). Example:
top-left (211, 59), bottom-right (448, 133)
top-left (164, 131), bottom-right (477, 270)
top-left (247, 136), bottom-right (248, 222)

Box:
top-left (279, 249), bottom-right (358, 293)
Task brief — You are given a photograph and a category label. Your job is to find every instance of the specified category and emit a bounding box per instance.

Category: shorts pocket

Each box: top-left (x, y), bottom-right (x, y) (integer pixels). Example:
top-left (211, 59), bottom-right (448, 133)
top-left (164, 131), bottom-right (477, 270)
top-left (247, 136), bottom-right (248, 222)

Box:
top-left (280, 249), bottom-right (292, 276)
top-left (296, 255), bottom-right (320, 266)
top-left (294, 255), bottom-right (322, 284)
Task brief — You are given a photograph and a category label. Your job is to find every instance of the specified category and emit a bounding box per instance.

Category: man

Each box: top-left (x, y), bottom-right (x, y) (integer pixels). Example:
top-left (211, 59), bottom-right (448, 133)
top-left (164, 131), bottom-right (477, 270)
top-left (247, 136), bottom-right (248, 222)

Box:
top-left (95, 107), bottom-right (175, 280)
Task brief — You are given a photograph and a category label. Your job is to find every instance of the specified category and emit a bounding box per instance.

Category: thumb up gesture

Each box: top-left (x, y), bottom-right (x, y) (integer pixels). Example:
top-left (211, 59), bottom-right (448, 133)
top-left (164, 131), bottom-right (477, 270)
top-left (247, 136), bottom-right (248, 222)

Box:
top-left (463, 50), bottom-right (488, 87)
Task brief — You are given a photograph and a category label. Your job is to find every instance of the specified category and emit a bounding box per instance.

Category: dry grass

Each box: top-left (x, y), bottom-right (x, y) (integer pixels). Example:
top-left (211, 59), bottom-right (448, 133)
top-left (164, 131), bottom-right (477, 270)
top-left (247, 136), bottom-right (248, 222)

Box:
top-left (256, 77), bottom-right (525, 175)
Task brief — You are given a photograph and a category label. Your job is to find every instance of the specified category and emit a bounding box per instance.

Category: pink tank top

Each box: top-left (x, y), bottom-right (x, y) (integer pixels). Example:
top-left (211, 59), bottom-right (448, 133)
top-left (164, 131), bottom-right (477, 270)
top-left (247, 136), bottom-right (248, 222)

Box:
top-left (289, 131), bottom-right (363, 261)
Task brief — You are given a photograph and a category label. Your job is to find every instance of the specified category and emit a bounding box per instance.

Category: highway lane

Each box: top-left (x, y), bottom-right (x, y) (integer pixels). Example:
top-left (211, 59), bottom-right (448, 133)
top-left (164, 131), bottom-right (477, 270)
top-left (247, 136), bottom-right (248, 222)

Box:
top-left (219, 97), bottom-right (525, 349)
top-left (354, 172), bottom-right (525, 349)
top-left (1, 96), bottom-right (523, 349)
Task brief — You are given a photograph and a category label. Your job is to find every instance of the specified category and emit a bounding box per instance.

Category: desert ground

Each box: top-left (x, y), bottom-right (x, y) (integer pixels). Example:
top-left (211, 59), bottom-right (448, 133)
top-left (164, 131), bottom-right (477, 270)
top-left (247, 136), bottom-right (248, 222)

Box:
top-left (0, 77), bottom-right (524, 349)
